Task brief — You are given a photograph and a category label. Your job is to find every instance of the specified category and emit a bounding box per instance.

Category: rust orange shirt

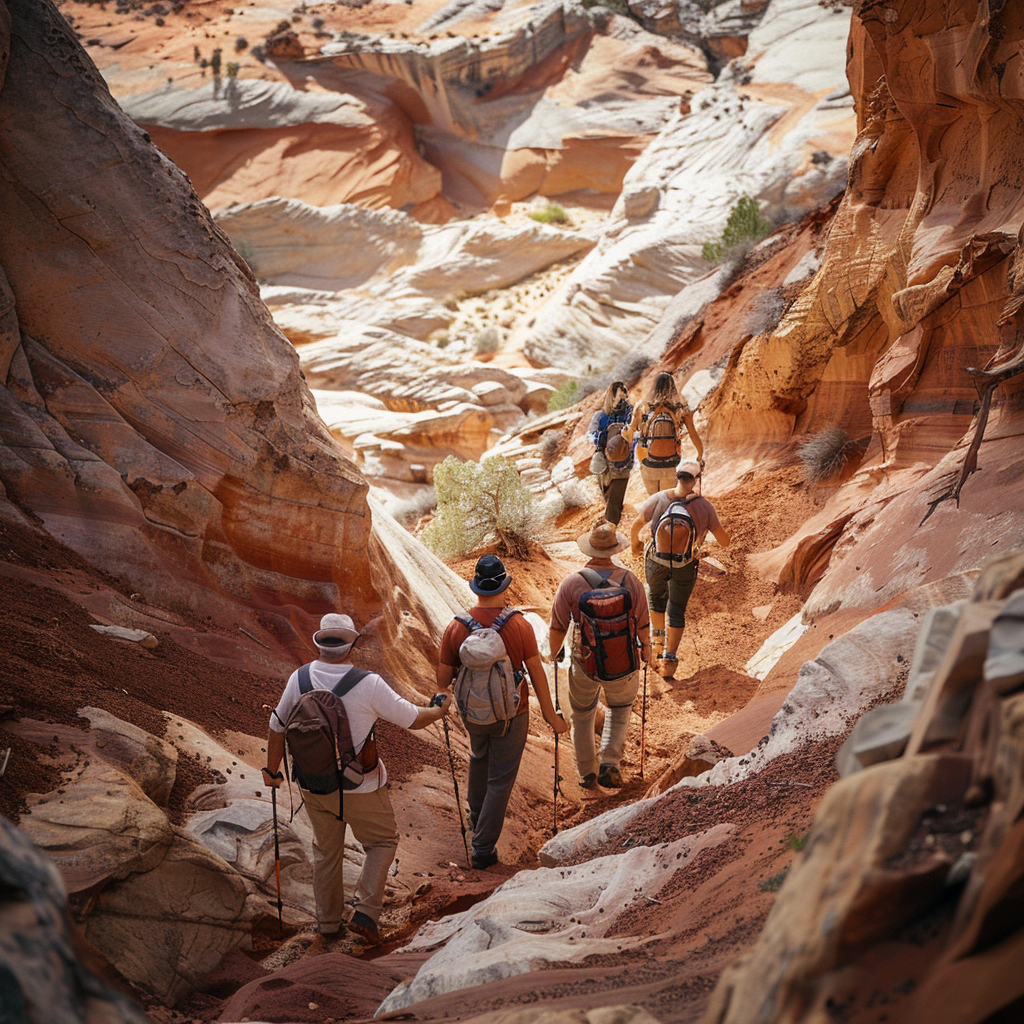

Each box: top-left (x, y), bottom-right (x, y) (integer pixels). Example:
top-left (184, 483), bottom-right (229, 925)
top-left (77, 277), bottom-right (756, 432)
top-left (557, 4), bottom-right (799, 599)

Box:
top-left (439, 606), bottom-right (539, 717)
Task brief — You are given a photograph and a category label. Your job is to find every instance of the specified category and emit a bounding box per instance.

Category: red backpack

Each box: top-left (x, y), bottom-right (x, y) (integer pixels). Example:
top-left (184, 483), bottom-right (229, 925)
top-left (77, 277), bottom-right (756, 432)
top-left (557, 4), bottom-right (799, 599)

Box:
top-left (575, 568), bottom-right (639, 680)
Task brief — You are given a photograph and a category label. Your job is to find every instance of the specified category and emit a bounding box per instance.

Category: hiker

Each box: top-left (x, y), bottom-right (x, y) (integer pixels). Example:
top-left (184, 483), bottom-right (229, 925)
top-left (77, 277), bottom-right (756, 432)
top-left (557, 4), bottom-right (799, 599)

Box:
top-left (262, 613), bottom-right (451, 945)
top-left (625, 372), bottom-right (704, 495)
top-left (548, 521), bottom-right (652, 788)
top-left (587, 381), bottom-right (634, 523)
top-left (437, 555), bottom-right (568, 869)
top-left (629, 459), bottom-right (730, 679)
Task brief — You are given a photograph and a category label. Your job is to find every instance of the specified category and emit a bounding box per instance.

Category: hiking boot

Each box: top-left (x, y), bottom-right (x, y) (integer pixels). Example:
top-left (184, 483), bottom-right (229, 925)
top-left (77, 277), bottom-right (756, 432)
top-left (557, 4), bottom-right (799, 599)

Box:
top-left (471, 850), bottom-right (499, 870)
top-left (348, 912), bottom-right (382, 945)
top-left (658, 652), bottom-right (678, 679)
top-left (579, 772), bottom-right (597, 789)
top-left (598, 764), bottom-right (623, 788)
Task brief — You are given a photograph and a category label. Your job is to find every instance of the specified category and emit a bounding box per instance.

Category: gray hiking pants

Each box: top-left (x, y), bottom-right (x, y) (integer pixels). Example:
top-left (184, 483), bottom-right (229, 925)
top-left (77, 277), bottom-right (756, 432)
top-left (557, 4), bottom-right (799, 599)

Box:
top-left (466, 711), bottom-right (529, 860)
top-left (568, 660), bottom-right (638, 778)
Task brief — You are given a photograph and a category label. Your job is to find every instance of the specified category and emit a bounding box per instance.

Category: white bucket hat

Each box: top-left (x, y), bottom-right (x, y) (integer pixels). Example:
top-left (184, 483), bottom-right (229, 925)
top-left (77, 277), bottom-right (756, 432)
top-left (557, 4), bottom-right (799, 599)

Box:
top-left (313, 613), bottom-right (359, 649)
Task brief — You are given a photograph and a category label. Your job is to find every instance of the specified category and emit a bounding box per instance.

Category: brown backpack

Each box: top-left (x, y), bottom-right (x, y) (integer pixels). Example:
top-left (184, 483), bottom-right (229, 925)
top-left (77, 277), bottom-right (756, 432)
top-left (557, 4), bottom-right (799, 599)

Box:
top-left (284, 665), bottom-right (373, 794)
top-left (641, 406), bottom-right (680, 467)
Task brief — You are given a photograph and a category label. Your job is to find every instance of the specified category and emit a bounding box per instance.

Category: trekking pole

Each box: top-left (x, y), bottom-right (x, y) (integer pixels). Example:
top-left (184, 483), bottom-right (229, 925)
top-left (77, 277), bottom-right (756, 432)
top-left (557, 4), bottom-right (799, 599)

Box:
top-left (269, 780), bottom-right (284, 935)
top-left (639, 639), bottom-right (648, 781)
top-left (431, 694), bottom-right (471, 868)
top-left (553, 651), bottom-right (564, 836)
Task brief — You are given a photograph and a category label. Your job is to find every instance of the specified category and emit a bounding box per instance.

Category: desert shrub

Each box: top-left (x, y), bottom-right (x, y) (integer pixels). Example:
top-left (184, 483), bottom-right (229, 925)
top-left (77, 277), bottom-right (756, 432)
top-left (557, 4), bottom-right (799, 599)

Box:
top-left (421, 456), bottom-right (539, 560)
top-left (798, 427), bottom-right (859, 485)
top-left (474, 326), bottom-right (501, 355)
top-left (529, 202), bottom-right (570, 226)
top-left (560, 476), bottom-right (596, 509)
top-left (234, 240), bottom-right (259, 275)
top-left (388, 487), bottom-right (437, 529)
top-left (235, 35), bottom-right (248, 51)
top-left (547, 379), bottom-right (580, 411)
top-left (579, 351), bottom-right (655, 398)
top-left (702, 195), bottom-right (772, 265)
top-left (225, 61), bottom-right (240, 78)
top-left (210, 48), bottom-right (222, 74)
top-left (759, 867), bottom-right (788, 893)
top-left (746, 288), bottom-right (786, 336)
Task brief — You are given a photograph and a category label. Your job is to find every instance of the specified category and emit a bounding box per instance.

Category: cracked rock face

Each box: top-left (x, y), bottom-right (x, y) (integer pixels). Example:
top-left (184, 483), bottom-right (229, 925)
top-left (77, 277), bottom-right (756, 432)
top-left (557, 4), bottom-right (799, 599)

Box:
top-left (0, 0), bottom-right (375, 652)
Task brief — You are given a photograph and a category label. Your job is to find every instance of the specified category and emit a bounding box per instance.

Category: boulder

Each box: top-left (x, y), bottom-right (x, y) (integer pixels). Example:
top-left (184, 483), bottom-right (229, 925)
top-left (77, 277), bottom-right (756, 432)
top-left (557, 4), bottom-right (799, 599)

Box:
top-left (85, 828), bottom-right (262, 1006)
top-left (0, 815), bottom-right (151, 1024)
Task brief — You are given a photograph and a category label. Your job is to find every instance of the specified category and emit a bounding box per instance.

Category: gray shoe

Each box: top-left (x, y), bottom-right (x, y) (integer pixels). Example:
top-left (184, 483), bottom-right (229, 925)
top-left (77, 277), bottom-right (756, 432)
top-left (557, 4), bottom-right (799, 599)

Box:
top-left (579, 772), bottom-right (597, 789)
top-left (598, 764), bottom-right (623, 788)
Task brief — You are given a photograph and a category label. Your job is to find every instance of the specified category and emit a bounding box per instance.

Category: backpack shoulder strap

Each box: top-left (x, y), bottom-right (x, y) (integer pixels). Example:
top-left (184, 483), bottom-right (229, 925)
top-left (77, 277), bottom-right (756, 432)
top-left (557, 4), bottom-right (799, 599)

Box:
top-left (493, 607), bottom-right (522, 632)
top-left (297, 663), bottom-right (313, 694)
top-left (332, 667), bottom-right (371, 697)
top-left (456, 613), bottom-right (482, 632)
top-left (579, 567), bottom-right (611, 588)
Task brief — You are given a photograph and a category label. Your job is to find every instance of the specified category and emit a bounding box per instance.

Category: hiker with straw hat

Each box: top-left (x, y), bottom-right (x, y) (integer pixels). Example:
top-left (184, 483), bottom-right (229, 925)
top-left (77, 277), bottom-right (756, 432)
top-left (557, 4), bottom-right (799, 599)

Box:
top-left (437, 555), bottom-right (568, 870)
top-left (262, 613), bottom-right (451, 946)
top-left (630, 459), bottom-right (730, 679)
top-left (548, 522), bottom-right (652, 789)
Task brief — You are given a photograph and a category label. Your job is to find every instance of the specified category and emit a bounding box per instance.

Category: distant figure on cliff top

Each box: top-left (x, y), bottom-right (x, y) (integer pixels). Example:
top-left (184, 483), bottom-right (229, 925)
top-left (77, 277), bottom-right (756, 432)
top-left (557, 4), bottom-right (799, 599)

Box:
top-left (630, 460), bottom-right (730, 679)
top-left (548, 522), bottom-right (652, 789)
top-left (625, 372), bottom-right (704, 495)
top-left (587, 380), bottom-right (634, 525)
top-left (437, 555), bottom-right (568, 870)
top-left (262, 613), bottom-right (450, 945)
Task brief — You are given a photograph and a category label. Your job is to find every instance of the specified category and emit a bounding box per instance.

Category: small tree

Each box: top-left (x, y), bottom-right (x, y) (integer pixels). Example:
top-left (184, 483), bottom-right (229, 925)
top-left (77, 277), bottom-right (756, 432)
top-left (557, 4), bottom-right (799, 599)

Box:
top-left (422, 456), bottom-right (538, 560)
top-left (702, 195), bottom-right (772, 265)
top-left (547, 379), bottom-right (580, 411)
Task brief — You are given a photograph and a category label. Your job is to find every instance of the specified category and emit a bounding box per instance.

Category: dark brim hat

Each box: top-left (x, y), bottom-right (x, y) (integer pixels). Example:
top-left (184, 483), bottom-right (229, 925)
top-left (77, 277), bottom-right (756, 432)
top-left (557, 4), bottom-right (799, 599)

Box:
top-left (470, 554), bottom-right (512, 595)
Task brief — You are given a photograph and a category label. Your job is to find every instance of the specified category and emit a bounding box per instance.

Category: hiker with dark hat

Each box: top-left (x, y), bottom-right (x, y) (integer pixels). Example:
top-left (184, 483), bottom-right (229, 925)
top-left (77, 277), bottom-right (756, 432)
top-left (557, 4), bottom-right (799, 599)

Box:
top-left (630, 460), bottom-right (730, 679)
top-left (262, 613), bottom-right (451, 945)
top-left (548, 522), bottom-right (652, 789)
top-left (437, 555), bottom-right (568, 869)
top-left (587, 381), bottom-right (634, 524)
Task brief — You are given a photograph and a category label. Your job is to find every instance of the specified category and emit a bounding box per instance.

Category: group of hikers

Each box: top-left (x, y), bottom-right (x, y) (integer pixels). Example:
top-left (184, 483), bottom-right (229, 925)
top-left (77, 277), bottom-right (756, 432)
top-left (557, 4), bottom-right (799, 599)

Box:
top-left (262, 370), bottom-right (730, 946)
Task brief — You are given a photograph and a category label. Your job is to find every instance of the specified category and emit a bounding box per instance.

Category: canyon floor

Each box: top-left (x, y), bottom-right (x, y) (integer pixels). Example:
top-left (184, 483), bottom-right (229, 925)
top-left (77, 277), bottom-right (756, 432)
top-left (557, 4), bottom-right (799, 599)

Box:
top-left (1, 458), bottom-right (862, 1024)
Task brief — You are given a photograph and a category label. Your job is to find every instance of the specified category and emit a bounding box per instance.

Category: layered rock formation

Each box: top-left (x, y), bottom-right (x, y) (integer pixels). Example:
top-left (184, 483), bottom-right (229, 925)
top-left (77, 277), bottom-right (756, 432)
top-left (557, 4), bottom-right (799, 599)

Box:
top-left (522, 0), bottom-right (856, 372)
top-left (705, 552), bottom-right (1024, 1024)
top-left (0, 0), bottom-right (374, 661)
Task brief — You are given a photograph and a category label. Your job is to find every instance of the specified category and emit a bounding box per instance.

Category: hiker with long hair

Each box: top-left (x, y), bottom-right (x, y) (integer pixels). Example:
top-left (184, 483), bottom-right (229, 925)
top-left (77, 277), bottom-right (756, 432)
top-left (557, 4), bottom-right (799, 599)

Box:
top-left (587, 381), bottom-right (634, 525)
top-left (548, 521), bottom-right (652, 789)
top-left (263, 614), bottom-right (451, 946)
top-left (625, 372), bottom-right (704, 495)
top-left (629, 461), bottom-right (730, 679)
top-left (436, 555), bottom-right (568, 870)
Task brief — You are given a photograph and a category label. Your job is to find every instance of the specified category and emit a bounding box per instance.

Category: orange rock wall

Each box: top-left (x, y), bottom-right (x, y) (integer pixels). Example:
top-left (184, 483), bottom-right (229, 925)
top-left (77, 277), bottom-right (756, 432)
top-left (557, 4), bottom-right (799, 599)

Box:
top-left (707, 0), bottom-right (1024, 464)
top-left (0, 0), bottom-right (376, 658)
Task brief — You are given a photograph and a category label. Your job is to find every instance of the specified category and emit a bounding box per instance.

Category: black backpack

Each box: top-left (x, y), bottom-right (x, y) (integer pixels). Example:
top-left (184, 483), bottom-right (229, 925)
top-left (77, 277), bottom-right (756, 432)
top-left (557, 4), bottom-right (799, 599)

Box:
top-left (284, 665), bottom-right (372, 794)
top-left (576, 568), bottom-right (639, 681)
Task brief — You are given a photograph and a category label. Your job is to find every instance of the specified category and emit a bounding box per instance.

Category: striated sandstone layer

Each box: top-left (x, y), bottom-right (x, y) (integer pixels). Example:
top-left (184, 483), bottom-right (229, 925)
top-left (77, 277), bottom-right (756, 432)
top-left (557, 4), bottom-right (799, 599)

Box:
top-left (522, 0), bottom-right (856, 372)
top-left (0, 0), bottom-right (375, 659)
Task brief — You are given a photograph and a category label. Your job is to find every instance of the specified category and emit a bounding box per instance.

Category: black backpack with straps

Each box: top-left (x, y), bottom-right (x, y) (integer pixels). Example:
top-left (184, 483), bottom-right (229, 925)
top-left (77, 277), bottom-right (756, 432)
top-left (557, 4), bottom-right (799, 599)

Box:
top-left (284, 664), bottom-right (373, 794)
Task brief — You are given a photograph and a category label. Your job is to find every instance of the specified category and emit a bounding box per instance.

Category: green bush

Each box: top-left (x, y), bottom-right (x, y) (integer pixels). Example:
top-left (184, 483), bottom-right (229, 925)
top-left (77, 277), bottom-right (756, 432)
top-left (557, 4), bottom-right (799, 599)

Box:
top-left (547, 379), bottom-right (580, 411)
top-left (422, 456), bottom-right (538, 560)
top-left (529, 202), bottom-right (570, 226)
top-left (702, 195), bottom-right (772, 265)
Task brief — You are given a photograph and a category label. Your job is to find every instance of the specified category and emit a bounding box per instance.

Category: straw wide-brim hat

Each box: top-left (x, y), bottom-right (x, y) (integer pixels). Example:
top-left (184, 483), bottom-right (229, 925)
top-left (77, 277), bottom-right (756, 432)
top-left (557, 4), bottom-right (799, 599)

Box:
top-left (577, 521), bottom-right (629, 558)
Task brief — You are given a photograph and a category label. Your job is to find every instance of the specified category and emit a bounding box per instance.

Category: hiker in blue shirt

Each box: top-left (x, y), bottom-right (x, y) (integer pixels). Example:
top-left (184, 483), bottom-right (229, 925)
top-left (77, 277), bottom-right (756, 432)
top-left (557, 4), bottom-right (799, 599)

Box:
top-left (587, 381), bottom-right (634, 524)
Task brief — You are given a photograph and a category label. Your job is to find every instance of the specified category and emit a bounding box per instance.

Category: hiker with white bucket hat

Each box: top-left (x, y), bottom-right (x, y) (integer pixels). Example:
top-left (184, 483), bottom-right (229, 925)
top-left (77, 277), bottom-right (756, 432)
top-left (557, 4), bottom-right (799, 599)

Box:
top-left (262, 613), bottom-right (450, 945)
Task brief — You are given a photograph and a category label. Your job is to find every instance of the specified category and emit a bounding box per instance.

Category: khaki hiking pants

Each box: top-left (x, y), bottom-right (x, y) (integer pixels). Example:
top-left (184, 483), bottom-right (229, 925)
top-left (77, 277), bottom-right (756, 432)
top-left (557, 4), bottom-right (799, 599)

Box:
top-left (325, 784), bottom-right (398, 929)
top-left (568, 660), bottom-right (639, 779)
top-left (640, 462), bottom-right (677, 495)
